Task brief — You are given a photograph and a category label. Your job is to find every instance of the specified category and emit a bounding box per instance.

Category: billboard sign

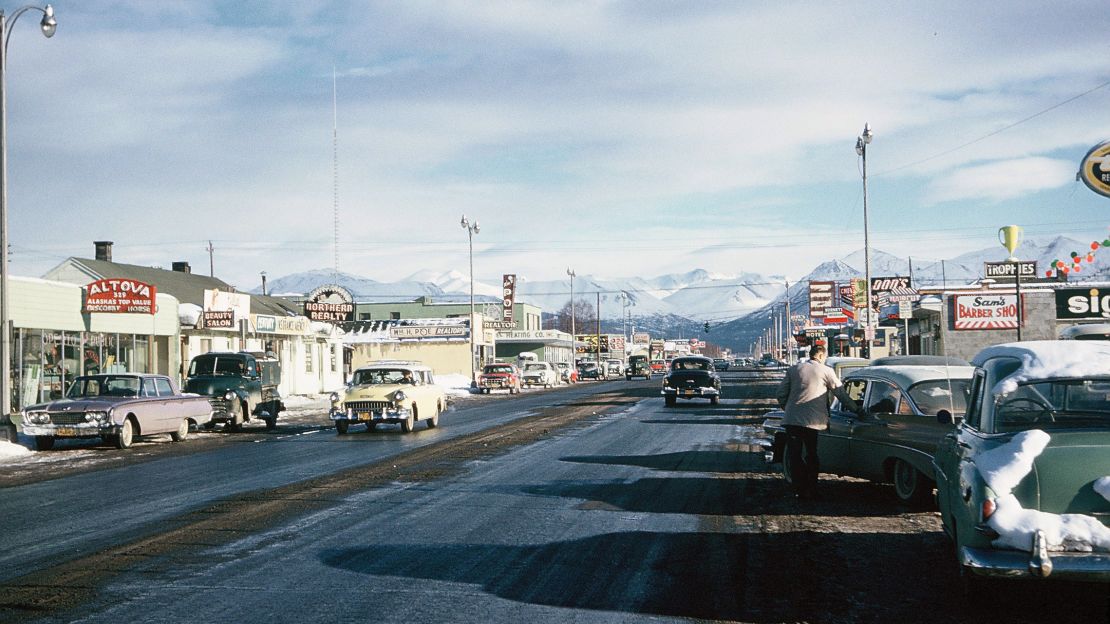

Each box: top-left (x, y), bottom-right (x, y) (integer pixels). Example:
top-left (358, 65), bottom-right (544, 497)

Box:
top-left (1056, 287), bottom-right (1110, 320)
top-left (953, 294), bottom-right (1021, 330)
top-left (390, 325), bottom-right (468, 339)
top-left (304, 284), bottom-right (355, 323)
top-left (84, 279), bottom-right (157, 314)
top-left (984, 261), bottom-right (1037, 279)
top-left (1078, 140), bottom-right (1110, 198)
top-left (501, 274), bottom-right (517, 323)
top-left (632, 332), bottom-right (651, 345)
top-left (808, 281), bottom-right (834, 319)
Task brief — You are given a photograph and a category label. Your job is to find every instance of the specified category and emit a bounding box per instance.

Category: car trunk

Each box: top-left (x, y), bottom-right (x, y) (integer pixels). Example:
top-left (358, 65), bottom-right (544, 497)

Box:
top-left (667, 371), bottom-right (712, 387)
top-left (1011, 430), bottom-right (1110, 525)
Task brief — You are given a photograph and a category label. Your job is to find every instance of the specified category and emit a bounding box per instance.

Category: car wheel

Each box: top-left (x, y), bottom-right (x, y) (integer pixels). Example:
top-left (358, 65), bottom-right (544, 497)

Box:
top-left (170, 419), bottom-right (189, 442)
top-left (427, 405), bottom-right (440, 429)
top-left (710, 396), bottom-right (720, 405)
top-left (264, 417), bottom-right (277, 431)
top-left (401, 407), bottom-right (416, 433)
top-left (116, 418), bottom-right (135, 449)
top-left (892, 458), bottom-right (933, 505)
top-left (226, 400), bottom-right (244, 432)
top-left (366, 422), bottom-right (377, 431)
top-left (335, 420), bottom-right (349, 435)
top-left (665, 395), bottom-right (676, 407)
top-left (34, 435), bottom-right (55, 451)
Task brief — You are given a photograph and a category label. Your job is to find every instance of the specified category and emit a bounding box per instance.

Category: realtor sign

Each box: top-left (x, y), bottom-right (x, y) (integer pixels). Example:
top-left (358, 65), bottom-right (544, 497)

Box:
top-left (952, 294), bottom-right (1021, 330)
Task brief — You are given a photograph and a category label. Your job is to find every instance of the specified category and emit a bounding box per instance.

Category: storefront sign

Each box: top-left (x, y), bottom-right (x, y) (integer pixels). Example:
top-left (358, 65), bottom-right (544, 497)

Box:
top-left (953, 294), bottom-right (1020, 330)
top-left (984, 261), bottom-right (1037, 279)
top-left (609, 336), bottom-right (626, 352)
top-left (203, 311), bottom-right (235, 329)
top-left (390, 325), bottom-right (468, 339)
top-left (632, 332), bottom-right (651, 345)
top-left (1055, 287), bottom-right (1110, 320)
top-left (870, 276), bottom-right (910, 294)
top-left (501, 274), bottom-right (517, 323)
top-left (484, 320), bottom-right (518, 329)
top-left (496, 330), bottom-right (564, 341)
top-left (304, 284), bottom-right (355, 323)
top-left (84, 279), bottom-right (157, 314)
top-left (255, 315), bottom-right (277, 332)
top-left (1078, 140), bottom-right (1110, 199)
top-left (808, 281), bottom-right (834, 319)
top-left (897, 300), bottom-right (913, 319)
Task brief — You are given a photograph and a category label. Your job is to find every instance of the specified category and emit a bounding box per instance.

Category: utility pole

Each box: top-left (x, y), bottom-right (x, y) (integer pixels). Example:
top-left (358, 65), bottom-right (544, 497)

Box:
top-left (596, 291), bottom-right (601, 365)
top-left (206, 240), bottom-right (214, 277)
top-left (784, 279), bottom-right (791, 363)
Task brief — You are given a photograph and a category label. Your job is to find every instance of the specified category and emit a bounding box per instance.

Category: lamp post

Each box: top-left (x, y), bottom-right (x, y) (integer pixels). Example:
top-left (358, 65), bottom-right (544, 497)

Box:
top-left (260, 271), bottom-right (267, 296)
top-left (0, 4), bottom-right (55, 439)
top-left (566, 266), bottom-right (576, 338)
top-left (461, 215), bottom-right (480, 385)
top-left (855, 122), bottom-right (874, 358)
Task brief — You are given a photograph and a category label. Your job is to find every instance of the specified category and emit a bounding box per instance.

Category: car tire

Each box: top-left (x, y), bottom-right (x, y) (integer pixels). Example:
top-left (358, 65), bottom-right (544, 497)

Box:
top-left (366, 422), bottom-right (377, 431)
top-left (336, 420), bottom-right (349, 435)
top-left (115, 418), bottom-right (135, 449)
top-left (34, 435), bottom-right (55, 451)
top-left (226, 400), bottom-right (244, 432)
top-left (710, 396), bottom-right (720, 405)
top-left (664, 395), bottom-right (676, 407)
top-left (170, 419), bottom-right (189, 442)
top-left (264, 417), bottom-right (277, 431)
top-left (892, 458), bottom-right (933, 505)
top-left (427, 405), bottom-right (440, 429)
top-left (401, 407), bottom-right (415, 433)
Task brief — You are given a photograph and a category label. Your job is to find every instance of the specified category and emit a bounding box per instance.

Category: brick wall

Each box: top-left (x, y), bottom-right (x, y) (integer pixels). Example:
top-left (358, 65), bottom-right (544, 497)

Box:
top-left (939, 291), bottom-right (1055, 362)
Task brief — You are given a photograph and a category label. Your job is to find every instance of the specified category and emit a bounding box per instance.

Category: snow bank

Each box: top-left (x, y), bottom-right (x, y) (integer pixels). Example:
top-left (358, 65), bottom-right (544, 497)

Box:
top-left (0, 440), bottom-right (30, 459)
top-left (979, 430), bottom-right (1110, 553)
top-left (436, 374), bottom-right (476, 397)
top-left (179, 303), bottom-right (202, 327)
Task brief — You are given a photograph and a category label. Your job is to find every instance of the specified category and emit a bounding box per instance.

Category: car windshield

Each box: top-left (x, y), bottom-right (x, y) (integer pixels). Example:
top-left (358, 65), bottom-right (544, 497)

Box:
top-left (524, 364), bottom-right (546, 371)
top-left (908, 379), bottom-right (971, 416)
top-left (66, 376), bottom-right (141, 398)
top-left (352, 369), bottom-right (411, 385)
top-left (189, 356), bottom-right (245, 377)
top-left (485, 366), bottom-right (514, 374)
top-left (995, 378), bottom-right (1110, 432)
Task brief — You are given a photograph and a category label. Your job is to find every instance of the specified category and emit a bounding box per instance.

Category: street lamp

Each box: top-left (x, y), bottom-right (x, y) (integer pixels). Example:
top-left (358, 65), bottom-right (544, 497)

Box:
top-left (1, 4), bottom-right (55, 439)
top-left (460, 215), bottom-right (480, 385)
top-left (855, 122), bottom-right (874, 358)
top-left (566, 267), bottom-right (576, 338)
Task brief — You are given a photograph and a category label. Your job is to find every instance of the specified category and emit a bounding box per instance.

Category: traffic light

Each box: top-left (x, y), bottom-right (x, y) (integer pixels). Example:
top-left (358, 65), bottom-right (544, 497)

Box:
top-left (704, 321), bottom-right (710, 333)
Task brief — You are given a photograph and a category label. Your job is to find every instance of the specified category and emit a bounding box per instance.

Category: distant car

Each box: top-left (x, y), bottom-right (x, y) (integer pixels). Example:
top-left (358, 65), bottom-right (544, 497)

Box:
top-left (649, 359), bottom-right (666, 374)
top-left (606, 359), bottom-right (623, 378)
top-left (556, 362), bottom-right (577, 384)
top-left (763, 363), bottom-right (974, 504)
top-left (577, 361), bottom-right (603, 380)
top-left (18, 374), bottom-right (214, 450)
top-left (934, 341), bottom-right (1110, 590)
top-left (625, 356), bottom-right (651, 380)
top-left (477, 363), bottom-right (521, 394)
top-left (330, 362), bottom-right (445, 434)
top-left (521, 362), bottom-right (558, 388)
top-left (712, 358), bottom-right (730, 371)
top-left (661, 356), bottom-right (721, 406)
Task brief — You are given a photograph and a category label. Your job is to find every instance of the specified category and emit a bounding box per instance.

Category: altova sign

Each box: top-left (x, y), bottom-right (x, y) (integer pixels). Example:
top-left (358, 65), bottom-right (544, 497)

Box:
top-left (1079, 140), bottom-right (1110, 199)
top-left (304, 284), bottom-right (354, 322)
top-left (83, 279), bottom-right (157, 314)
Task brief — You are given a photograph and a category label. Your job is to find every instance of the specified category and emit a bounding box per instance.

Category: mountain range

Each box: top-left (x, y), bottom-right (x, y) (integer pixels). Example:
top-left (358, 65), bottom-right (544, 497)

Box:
top-left (254, 235), bottom-right (1110, 352)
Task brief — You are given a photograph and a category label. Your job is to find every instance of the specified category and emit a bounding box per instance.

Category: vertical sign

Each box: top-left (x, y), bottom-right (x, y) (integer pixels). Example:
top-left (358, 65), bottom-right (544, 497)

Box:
top-left (808, 281), bottom-right (834, 321)
top-left (501, 274), bottom-right (517, 323)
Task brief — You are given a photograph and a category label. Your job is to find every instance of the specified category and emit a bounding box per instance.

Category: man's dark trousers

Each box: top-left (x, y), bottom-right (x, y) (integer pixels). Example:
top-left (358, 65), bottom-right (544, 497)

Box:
top-left (785, 425), bottom-right (820, 498)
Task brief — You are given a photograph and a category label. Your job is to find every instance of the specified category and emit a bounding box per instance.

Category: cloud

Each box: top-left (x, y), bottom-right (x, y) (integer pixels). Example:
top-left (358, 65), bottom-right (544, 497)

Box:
top-left (926, 157), bottom-right (1077, 203)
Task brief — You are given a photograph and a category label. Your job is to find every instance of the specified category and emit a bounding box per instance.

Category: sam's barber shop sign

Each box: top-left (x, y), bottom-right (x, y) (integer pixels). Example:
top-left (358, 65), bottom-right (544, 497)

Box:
top-left (304, 284), bottom-right (355, 322)
top-left (83, 279), bottom-right (157, 314)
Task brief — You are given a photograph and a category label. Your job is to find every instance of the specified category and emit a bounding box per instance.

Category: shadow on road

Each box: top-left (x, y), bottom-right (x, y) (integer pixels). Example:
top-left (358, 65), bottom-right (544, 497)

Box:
top-left (560, 450), bottom-right (761, 473)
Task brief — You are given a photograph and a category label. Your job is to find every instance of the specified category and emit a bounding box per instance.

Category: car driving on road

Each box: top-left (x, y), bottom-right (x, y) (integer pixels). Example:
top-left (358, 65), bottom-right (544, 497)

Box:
top-left (330, 362), bottom-right (445, 434)
top-left (661, 356), bottom-right (721, 406)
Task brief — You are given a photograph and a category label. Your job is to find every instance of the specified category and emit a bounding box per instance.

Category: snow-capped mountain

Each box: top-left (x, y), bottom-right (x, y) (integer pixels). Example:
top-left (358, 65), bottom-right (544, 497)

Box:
top-left (255, 269), bottom-right (445, 302)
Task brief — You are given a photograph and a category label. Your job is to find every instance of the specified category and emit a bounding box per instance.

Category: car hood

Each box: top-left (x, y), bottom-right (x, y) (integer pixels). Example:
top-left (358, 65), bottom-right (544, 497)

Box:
top-left (1010, 430), bottom-right (1110, 521)
top-left (184, 377), bottom-right (241, 396)
top-left (480, 372), bottom-right (514, 378)
top-left (345, 383), bottom-right (406, 399)
top-left (24, 397), bottom-right (121, 412)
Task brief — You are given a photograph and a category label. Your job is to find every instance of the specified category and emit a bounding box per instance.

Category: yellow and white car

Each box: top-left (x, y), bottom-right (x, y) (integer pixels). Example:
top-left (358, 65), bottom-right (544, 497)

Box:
top-left (330, 362), bottom-right (446, 434)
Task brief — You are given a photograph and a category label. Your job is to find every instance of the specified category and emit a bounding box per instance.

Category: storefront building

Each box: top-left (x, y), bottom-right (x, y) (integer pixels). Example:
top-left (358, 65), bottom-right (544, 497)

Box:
top-left (351, 296), bottom-right (543, 331)
top-left (342, 317), bottom-right (492, 377)
top-left (493, 329), bottom-right (575, 364)
top-left (6, 276), bottom-right (180, 413)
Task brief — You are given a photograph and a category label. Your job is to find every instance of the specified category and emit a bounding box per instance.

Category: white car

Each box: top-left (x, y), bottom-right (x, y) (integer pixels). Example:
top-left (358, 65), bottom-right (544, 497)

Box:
top-left (521, 362), bottom-right (559, 388)
top-left (606, 359), bottom-right (623, 378)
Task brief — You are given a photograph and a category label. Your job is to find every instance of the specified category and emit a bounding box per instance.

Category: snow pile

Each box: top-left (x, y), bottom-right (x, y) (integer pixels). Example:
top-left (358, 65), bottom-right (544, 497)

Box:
top-left (282, 394), bottom-right (331, 409)
top-left (976, 341), bottom-right (1110, 395)
top-left (979, 430), bottom-right (1110, 553)
top-left (179, 303), bottom-right (202, 327)
top-left (0, 440), bottom-right (30, 459)
top-left (436, 374), bottom-right (476, 397)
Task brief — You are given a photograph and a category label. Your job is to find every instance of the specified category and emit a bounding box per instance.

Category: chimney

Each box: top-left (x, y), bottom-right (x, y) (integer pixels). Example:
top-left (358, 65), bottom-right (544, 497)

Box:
top-left (94, 241), bottom-right (113, 262)
top-left (172, 261), bottom-right (192, 274)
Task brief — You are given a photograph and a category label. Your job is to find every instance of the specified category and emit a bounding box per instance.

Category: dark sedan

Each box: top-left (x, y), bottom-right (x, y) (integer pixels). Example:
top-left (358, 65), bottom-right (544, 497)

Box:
top-left (661, 356), bottom-right (721, 406)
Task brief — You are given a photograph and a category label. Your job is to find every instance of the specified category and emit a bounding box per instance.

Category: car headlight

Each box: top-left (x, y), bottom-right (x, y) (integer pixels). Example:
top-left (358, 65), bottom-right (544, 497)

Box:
top-left (392, 390), bottom-right (406, 403)
top-left (223, 390), bottom-right (236, 401)
top-left (26, 411), bottom-right (47, 424)
top-left (329, 391), bottom-right (340, 403)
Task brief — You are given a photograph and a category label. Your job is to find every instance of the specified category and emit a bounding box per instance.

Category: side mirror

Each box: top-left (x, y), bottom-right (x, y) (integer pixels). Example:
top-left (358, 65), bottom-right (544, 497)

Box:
top-left (937, 409), bottom-right (954, 425)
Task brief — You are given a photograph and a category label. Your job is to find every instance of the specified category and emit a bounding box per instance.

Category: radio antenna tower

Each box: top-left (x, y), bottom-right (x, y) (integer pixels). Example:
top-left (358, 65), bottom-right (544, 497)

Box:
top-left (332, 67), bottom-right (340, 283)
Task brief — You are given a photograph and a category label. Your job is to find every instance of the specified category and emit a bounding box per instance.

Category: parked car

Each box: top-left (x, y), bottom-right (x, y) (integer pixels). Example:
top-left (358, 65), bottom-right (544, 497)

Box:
top-left (521, 361), bottom-right (559, 388)
top-left (184, 351), bottom-right (284, 431)
top-left (330, 362), bottom-right (445, 434)
top-left (477, 362), bottom-right (521, 394)
top-left (649, 359), bottom-right (667, 375)
top-left (577, 361), bottom-right (603, 380)
top-left (606, 359), bottom-right (624, 378)
top-left (934, 341), bottom-right (1110, 589)
top-left (764, 363), bottom-right (974, 504)
top-left (712, 358), bottom-right (730, 371)
top-left (625, 355), bottom-right (652, 380)
top-left (556, 362), bottom-right (578, 384)
top-left (661, 356), bottom-right (721, 406)
top-left (18, 373), bottom-right (214, 450)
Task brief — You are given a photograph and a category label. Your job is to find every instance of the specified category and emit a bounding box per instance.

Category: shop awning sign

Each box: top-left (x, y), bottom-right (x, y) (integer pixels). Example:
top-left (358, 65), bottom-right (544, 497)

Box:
top-left (953, 294), bottom-right (1020, 330)
top-left (390, 325), bottom-right (468, 339)
top-left (1078, 140), bottom-right (1110, 199)
top-left (83, 279), bottom-right (157, 314)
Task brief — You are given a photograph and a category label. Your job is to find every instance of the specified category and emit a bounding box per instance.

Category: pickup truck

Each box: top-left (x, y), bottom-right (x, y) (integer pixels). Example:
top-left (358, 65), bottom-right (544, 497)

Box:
top-left (184, 351), bottom-right (284, 431)
top-left (18, 373), bottom-right (214, 450)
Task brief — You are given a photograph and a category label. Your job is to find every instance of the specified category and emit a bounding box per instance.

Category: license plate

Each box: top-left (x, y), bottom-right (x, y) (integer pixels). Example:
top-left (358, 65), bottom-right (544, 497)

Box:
top-left (356, 412), bottom-right (371, 421)
top-left (55, 427), bottom-right (77, 436)
top-left (683, 390), bottom-right (696, 396)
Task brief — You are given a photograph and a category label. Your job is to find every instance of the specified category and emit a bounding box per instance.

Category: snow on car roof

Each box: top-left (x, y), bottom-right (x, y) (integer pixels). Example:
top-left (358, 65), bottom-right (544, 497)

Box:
top-left (974, 340), bottom-right (1110, 393)
top-left (844, 365), bottom-right (974, 388)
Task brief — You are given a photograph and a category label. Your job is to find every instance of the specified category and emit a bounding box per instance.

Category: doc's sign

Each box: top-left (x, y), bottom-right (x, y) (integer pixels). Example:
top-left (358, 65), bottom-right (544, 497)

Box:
top-left (952, 294), bottom-right (1020, 330)
top-left (1078, 140), bottom-right (1110, 199)
top-left (83, 279), bottom-right (157, 314)
top-left (1056, 287), bottom-right (1110, 320)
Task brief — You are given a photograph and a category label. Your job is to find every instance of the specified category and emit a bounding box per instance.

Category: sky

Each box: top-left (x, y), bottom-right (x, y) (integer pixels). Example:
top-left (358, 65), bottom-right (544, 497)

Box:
top-left (5, 0), bottom-right (1110, 292)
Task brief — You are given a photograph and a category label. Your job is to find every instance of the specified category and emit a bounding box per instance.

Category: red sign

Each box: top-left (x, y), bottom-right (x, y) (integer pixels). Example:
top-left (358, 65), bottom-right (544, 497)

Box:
top-left (502, 274), bottom-right (517, 323)
top-left (84, 279), bottom-right (157, 314)
top-left (952, 294), bottom-right (1021, 330)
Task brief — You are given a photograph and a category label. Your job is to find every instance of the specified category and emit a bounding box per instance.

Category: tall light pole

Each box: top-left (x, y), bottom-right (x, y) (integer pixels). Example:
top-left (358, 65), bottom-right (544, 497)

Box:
top-left (855, 122), bottom-right (874, 358)
top-left (566, 266), bottom-right (576, 337)
top-left (461, 215), bottom-right (480, 386)
top-left (0, 4), bottom-right (55, 439)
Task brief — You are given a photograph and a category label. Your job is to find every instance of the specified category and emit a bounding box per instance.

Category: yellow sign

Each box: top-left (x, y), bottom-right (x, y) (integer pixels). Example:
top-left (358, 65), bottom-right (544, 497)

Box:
top-left (998, 225), bottom-right (1023, 261)
top-left (1078, 140), bottom-right (1110, 199)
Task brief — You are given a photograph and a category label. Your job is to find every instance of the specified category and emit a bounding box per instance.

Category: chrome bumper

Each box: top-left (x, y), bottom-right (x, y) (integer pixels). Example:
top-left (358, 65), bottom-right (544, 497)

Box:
top-left (661, 387), bottom-right (720, 397)
top-left (960, 538), bottom-right (1110, 581)
top-left (22, 422), bottom-right (120, 437)
top-left (330, 406), bottom-right (411, 422)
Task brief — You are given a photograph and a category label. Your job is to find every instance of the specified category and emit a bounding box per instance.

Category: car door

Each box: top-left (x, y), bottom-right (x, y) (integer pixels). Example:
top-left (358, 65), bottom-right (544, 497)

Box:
top-left (847, 379), bottom-right (902, 481)
top-left (137, 377), bottom-right (167, 434)
top-left (821, 378), bottom-right (867, 475)
top-left (935, 369), bottom-right (986, 519)
top-left (155, 376), bottom-right (184, 430)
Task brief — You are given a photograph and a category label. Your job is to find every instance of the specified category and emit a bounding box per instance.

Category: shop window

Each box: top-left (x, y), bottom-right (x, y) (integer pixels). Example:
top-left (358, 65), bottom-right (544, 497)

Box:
top-left (305, 344), bottom-right (313, 373)
top-left (390, 312), bottom-right (401, 320)
top-left (330, 345), bottom-right (338, 372)
top-left (16, 328), bottom-right (43, 409)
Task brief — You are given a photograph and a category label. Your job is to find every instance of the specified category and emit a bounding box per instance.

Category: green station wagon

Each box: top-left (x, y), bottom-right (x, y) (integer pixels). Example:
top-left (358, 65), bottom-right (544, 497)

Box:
top-left (934, 341), bottom-right (1110, 590)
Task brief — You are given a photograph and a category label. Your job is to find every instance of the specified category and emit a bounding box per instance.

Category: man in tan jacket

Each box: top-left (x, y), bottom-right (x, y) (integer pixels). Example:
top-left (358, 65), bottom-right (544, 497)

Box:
top-left (776, 344), bottom-right (863, 499)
